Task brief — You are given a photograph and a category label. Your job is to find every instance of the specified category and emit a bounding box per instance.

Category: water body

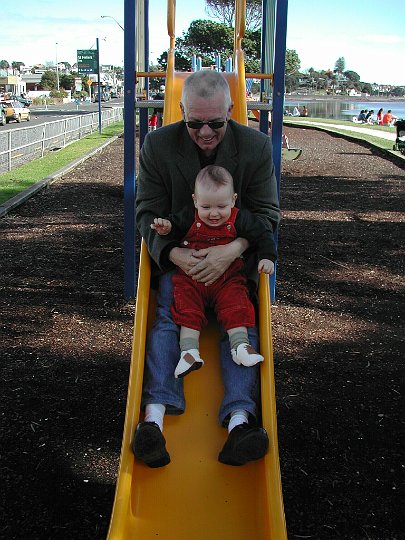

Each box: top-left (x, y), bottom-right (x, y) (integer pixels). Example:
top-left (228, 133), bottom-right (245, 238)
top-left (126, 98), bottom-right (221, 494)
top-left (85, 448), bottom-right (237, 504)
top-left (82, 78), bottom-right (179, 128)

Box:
top-left (284, 98), bottom-right (405, 121)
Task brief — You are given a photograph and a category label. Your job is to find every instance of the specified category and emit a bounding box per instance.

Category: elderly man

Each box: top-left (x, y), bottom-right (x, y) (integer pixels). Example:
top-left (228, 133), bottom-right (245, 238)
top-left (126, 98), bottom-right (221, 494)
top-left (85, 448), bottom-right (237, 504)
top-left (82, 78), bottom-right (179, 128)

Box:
top-left (134, 70), bottom-right (280, 467)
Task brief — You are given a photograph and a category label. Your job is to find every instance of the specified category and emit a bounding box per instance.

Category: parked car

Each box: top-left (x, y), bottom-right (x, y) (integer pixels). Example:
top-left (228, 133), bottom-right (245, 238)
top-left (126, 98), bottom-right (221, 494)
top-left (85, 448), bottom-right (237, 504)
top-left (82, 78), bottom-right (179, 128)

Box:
top-left (0, 103), bottom-right (6, 126)
top-left (94, 92), bottom-right (111, 102)
top-left (10, 94), bottom-right (32, 107)
top-left (1, 100), bottom-right (31, 123)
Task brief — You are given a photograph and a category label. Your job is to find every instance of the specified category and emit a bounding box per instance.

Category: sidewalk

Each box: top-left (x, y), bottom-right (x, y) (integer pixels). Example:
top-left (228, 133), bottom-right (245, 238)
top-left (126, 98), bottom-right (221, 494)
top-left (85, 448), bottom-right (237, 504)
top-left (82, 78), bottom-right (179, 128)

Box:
top-left (298, 120), bottom-right (396, 141)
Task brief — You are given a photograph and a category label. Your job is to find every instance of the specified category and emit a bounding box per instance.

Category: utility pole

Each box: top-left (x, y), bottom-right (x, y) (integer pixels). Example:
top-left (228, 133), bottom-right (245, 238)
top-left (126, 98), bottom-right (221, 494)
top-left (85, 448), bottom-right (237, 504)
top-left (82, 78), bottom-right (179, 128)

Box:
top-left (56, 42), bottom-right (60, 90)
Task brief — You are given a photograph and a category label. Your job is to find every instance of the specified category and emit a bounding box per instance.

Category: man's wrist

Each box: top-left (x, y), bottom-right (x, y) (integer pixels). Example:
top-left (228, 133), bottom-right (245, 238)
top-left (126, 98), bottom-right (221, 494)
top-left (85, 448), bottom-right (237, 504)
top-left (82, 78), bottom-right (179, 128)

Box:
top-left (233, 237), bottom-right (249, 257)
top-left (169, 246), bottom-right (181, 264)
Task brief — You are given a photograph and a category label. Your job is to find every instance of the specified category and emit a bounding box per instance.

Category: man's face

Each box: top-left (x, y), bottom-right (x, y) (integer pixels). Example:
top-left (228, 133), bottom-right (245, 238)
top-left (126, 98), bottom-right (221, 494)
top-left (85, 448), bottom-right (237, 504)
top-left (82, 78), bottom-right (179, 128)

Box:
top-left (181, 92), bottom-right (233, 156)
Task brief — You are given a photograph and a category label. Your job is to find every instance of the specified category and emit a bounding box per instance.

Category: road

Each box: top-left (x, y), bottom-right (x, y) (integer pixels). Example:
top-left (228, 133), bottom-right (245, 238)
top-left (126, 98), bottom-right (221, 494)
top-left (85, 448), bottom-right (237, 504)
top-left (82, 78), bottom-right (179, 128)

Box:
top-left (1, 97), bottom-right (124, 130)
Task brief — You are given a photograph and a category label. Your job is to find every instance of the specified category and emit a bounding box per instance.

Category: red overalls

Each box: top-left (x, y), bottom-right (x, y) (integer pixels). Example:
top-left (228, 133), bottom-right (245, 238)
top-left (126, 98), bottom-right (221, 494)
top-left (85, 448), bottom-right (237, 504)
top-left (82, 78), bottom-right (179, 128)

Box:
top-left (171, 208), bottom-right (256, 331)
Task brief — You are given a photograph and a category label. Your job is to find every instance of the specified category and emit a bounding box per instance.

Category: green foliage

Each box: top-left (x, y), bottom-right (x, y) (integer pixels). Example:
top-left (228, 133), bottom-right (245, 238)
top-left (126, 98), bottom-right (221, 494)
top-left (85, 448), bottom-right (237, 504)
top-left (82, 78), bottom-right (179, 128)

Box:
top-left (205, 0), bottom-right (262, 30)
top-left (49, 90), bottom-right (68, 98)
top-left (334, 56), bottom-right (346, 73)
top-left (11, 61), bottom-right (25, 71)
top-left (391, 86), bottom-right (405, 97)
top-left (0, 60), bottom-right (10, 69)
top-left (157, 19), bottom-right (264, 73)
top-left (344, 70), bottom-right (360, 83)
top-left (285, 49), bottom-right (300, 75)
top-left (285, 73), bottom-right (299, 93)
top-left (41, 70), bottom-right (58, 90)
top-left (361, 83), bottom-right (373, 94)
top-left (59, 73), bottom-right (75, 90)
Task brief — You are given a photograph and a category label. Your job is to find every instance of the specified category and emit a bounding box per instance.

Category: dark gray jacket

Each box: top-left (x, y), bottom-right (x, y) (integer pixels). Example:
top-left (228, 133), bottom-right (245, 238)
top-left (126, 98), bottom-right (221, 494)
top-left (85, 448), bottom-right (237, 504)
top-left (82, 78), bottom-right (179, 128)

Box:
top-left (136, 119), bottom-right (280, 288)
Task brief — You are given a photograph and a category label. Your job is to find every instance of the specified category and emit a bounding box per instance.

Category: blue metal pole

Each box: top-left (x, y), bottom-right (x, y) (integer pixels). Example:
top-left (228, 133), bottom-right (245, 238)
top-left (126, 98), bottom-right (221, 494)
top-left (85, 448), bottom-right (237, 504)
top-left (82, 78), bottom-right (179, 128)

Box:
top-left (272, 0), bottom-right (288, 200)
top-left (124, 0), bottom-right (136, 299)
top-left (270, 0), bottom-right (288, 302)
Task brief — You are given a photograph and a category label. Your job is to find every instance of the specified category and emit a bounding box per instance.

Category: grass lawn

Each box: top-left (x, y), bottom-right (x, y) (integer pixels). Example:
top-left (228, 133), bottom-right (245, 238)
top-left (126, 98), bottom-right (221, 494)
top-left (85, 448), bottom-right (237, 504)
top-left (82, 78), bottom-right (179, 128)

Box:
top-left (283, 117), bottom-right (397, 152)
top-left (0, 122), bottom-right (124, 205)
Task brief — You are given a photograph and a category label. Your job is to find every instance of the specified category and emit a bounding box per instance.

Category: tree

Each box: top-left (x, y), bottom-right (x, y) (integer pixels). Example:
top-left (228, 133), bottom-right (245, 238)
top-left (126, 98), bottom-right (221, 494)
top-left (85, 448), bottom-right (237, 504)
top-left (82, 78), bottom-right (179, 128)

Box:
top-left (334, 56), bottom-right (345, 73)
top-left (41, 70), bottom-right (58, 90)
top-left (205, 0), bottom-right (262, 30)
top-left (59, 73), bottom-right (75, 90)
top-left (361, 82), bottom-right (373, 95)
top-left (0, 60), bottom-right (10, 69)
top-left (391, 86), bottom-right (405, 97)
top-left (11, 61), bottom-right (25, 72)
top-left (157, 20), bottom-right (260, 73)
top-left (285, 49), bottom-right (300, 75)
top-left (344, 70), bottom-right (360, 84)
top-left (285, 73), bottom-right (299, 93)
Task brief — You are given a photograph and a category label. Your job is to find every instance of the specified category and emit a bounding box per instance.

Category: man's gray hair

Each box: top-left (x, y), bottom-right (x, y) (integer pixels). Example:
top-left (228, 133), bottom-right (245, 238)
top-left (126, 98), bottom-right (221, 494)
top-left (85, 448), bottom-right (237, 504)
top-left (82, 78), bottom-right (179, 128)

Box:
top-left (181, 70), bottom-right (232, 112)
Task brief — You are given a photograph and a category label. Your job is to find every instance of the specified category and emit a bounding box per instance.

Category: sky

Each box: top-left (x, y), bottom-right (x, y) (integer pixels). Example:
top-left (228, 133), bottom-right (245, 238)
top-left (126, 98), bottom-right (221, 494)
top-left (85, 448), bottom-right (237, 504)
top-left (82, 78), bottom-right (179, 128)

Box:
top-left (2, 0), bottom-right (404, 87)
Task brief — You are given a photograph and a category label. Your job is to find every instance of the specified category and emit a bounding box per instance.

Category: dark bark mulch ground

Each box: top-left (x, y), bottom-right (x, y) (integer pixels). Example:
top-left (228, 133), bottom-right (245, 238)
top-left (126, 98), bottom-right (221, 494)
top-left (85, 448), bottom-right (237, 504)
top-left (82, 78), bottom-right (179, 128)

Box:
top-left (0, 127), bottom-right (403, 539)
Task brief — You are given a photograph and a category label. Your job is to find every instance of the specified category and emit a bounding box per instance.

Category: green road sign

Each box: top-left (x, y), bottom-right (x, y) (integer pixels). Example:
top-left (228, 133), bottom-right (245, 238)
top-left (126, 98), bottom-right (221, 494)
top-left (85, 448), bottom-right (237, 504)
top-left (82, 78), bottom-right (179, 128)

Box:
top-left (77, 50), bottom-right (98, 74)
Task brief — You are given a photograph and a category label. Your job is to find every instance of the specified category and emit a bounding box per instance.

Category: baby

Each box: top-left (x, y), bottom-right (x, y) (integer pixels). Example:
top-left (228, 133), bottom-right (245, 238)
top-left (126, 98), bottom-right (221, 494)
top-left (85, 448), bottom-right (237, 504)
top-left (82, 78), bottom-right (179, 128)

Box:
top-left (151, 165), bottom-right (277, 378)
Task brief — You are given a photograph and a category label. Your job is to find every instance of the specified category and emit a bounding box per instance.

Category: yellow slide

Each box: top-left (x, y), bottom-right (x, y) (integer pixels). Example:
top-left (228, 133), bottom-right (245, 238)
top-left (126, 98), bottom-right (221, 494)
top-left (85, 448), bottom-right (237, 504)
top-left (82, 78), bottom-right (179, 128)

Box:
top-left (107, 1), bottom-right (287, 538)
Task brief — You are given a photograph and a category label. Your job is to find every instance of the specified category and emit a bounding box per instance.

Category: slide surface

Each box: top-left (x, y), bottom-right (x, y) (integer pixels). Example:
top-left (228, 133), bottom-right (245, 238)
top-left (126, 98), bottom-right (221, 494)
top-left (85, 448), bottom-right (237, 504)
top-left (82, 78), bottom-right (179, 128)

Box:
top-left (108, 47), bottom-right (287, 540)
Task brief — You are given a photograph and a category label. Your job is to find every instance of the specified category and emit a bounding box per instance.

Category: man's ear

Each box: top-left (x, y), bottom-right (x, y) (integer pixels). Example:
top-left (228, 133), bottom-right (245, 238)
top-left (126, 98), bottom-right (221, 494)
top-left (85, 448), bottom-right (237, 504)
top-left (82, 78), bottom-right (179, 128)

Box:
top-left (227, 102), bottom-right (234, 119)
top-left (232, 193), bottom-right (237, 207)
top-left (192, 193), bottom-right (197, 207)
top-left (180, 102), bottom-right (185, 119)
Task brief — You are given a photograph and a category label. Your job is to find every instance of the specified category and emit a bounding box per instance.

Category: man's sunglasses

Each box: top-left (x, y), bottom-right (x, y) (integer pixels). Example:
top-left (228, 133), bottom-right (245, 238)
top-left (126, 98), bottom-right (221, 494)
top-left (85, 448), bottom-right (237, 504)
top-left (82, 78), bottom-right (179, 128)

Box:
top-left (185, 120), bottom-right (226, 130)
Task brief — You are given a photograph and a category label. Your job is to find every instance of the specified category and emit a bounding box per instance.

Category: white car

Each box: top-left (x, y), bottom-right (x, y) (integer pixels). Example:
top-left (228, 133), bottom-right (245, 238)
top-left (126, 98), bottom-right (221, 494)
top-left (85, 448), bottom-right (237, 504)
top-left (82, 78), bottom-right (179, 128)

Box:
top-left (1, 100), bottom-right (31, 123)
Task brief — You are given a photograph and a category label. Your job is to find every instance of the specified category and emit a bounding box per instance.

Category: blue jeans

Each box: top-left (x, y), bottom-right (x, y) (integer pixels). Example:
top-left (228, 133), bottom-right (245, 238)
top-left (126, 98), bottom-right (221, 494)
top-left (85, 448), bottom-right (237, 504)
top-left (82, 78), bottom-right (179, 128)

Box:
top-left (142, 271), bottom-right (261, 426)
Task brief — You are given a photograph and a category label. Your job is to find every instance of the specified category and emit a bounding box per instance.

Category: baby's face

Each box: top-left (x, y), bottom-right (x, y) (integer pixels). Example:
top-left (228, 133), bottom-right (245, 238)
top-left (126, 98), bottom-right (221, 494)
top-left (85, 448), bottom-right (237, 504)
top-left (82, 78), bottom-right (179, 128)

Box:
top-left (192, 184), bottom-right (236, 227)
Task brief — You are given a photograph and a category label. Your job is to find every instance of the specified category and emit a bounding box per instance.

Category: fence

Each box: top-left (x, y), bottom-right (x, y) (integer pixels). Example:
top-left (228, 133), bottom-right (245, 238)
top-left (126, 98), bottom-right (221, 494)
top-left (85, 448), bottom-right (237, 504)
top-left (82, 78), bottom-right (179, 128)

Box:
top-left (0, 107), bottom-right (123, 173)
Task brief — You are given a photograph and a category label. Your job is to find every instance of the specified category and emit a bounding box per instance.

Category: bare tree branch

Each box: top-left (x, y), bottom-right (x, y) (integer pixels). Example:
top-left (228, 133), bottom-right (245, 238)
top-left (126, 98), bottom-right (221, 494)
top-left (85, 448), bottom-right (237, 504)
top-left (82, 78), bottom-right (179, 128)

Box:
top-left (205, 0), bottom-right (262, 30)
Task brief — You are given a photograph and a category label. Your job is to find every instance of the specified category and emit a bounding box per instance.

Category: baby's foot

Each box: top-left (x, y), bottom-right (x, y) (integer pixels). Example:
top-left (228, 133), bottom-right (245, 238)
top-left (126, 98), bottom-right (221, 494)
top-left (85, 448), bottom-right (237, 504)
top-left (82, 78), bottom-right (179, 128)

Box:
top-left (174, 349), bottom-right (204, 378)
top-left (231, 343), bottom-right (264, 367)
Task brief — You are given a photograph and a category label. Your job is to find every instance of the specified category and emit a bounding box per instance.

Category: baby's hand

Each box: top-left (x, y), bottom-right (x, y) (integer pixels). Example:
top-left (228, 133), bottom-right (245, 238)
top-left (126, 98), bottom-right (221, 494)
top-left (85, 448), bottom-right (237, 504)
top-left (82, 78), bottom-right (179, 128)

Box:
top-left (151, 218), bottom-right (172, 235)
top-left (258, 258), bottom-right (274, 275)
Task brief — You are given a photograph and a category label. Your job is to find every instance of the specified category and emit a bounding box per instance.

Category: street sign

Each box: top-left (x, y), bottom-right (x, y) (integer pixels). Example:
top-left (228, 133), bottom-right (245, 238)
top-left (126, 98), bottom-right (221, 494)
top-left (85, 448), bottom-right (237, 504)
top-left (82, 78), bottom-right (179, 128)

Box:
top-left (77, 50), bottom-right (98, 74)
top-left (87, 80), bottom-right (92, 86)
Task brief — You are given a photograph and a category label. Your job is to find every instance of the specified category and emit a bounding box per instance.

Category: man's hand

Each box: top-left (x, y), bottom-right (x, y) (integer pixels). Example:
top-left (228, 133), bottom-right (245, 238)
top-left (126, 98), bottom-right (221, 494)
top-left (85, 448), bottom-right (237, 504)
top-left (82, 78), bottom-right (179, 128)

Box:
top-left (151, 218), bottom-right (172, 235)
top-left (258, 258), bottom-right (274, 275)
top-left (188, 239), bottom-right (248, 286)
top-left (169, 246), bottom-right (202, 275)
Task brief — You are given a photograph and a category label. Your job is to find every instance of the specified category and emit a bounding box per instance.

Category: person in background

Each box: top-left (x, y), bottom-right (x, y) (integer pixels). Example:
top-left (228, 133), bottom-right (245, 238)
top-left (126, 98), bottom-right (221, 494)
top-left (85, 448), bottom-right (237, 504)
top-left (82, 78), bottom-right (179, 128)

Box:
top-left (357, 110), bottom-right (367, 122)
top-left (154, 85), bottom-right (165, 127)
top-left (300, 105), bottom-right (309, 117)
top-left (376, 108), bottom-right (384, 125)
top-left (133, 69), bottom-right (280, 468)
top-left (382, 110), bottom-right (397, 126)
top-left (365, 110), bottom-right (375, 124)
top-left (148, 109), bottom-right (158, 132)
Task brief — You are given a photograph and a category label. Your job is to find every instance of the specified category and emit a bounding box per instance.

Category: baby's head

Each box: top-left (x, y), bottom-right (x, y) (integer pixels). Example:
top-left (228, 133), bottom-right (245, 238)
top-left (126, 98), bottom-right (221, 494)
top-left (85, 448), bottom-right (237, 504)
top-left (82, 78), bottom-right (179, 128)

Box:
top-left (192, 165), bottom-right (237, 227)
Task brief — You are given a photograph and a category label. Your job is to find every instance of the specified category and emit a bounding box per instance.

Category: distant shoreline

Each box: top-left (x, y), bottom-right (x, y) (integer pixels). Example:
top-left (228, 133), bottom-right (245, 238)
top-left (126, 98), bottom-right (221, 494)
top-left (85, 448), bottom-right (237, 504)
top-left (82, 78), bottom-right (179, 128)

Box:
top-left (284, 94), bottom-right (405, 103)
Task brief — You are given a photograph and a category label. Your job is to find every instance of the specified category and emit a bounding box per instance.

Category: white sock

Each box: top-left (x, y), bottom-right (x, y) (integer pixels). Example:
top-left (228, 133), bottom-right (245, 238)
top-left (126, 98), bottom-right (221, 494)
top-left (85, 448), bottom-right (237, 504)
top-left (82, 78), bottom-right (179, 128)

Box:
top-left (144, 403), bottom-right (166, 432)
top-left (228, 409), bottom-right (249, 433)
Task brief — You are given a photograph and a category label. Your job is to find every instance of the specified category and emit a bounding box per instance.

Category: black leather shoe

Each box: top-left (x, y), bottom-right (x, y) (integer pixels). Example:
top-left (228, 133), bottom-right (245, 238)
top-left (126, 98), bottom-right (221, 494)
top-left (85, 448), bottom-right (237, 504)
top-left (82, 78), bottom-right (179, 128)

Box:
top-left (218, 424), bottom-right (269, 466)
top-left (132, 421), bottom-right (170, 468)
